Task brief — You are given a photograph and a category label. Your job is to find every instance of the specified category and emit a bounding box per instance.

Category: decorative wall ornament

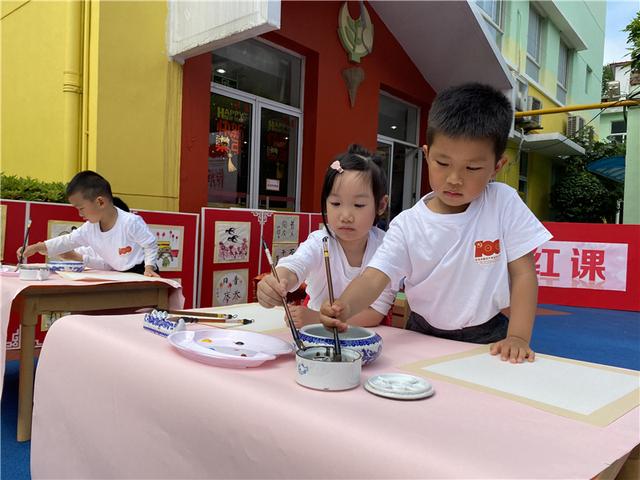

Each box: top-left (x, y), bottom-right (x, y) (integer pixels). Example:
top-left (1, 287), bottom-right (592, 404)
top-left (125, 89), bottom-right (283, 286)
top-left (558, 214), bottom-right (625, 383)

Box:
top-left (342, 66), bottom-right (365, 108)
top-left (338, 1), bottom-right (374, 63)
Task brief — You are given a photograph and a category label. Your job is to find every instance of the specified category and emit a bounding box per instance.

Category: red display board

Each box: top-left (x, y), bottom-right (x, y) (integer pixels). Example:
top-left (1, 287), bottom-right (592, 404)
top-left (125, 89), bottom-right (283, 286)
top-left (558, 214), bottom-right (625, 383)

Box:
top-left (0, 199), bottom-right (28, 265)
top-left (199, 208), bottom-right (264, 307)
top-left (133, 209), bottom-right (199, 308)
top-left (537, 222), bottom-right (640, 311)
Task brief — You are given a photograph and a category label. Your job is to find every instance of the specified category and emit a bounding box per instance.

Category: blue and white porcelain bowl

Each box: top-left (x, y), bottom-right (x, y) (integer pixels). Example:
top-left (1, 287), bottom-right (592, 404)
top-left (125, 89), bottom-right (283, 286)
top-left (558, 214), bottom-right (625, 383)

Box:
top-left (299, 324), bottom-right (383, 366)
top-left (47, 260), bottom-right (85, 272)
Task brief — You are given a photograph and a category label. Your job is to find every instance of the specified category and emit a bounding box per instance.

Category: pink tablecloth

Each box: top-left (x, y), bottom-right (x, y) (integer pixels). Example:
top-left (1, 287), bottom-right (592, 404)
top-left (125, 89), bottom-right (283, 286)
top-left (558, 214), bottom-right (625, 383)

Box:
top-left (31, 311), bottom-right (639, 479)
top-left (0, 273), bottom-right (183, 398)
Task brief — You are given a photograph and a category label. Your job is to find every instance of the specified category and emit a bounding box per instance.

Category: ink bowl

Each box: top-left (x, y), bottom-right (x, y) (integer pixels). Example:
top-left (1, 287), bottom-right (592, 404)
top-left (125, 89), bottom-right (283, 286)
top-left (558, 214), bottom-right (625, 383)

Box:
top-left (298, 324), bottom-right (383, 366)
top-left (47, 260), bottom-right (85, 272)
top-left (295, 346), bottom-right (362, 391)
top-left (18, 264), bottom-right (51, 281)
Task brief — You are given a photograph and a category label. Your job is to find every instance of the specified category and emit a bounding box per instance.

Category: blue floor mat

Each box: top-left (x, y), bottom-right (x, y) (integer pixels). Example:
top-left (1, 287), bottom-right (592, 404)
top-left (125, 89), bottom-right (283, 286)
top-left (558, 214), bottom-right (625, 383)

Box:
top-left (531, 304), bottom-right (640, 370)
top-left (1, 360), bottom-right (31, 480)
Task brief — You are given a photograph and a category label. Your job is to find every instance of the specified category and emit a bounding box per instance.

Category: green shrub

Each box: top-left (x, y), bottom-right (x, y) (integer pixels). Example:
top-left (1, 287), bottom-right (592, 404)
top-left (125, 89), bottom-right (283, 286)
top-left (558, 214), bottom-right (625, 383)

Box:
top-left (0, 172), bottom-right (67, 203)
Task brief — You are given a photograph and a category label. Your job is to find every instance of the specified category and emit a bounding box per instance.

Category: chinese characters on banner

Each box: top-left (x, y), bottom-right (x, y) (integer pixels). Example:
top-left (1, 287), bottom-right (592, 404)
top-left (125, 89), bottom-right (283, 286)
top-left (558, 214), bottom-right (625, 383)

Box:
top-left (534, 241), bottom-right (628, 291)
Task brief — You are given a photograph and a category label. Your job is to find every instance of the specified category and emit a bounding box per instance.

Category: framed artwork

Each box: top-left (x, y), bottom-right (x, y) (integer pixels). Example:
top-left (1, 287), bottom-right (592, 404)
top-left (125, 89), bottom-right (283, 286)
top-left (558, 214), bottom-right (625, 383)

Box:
top-left (213, 269), bottom-right (248, 306)
top-left (150, 225), bottom-right (184, 271)
top-left (272, 242), bottom-right (298, 265)
top-left (0, 205), bottom-right (6, 261)
top-left (214, 221), bottom-right (250, 263)
top-left (273, 214), bottom-right (299, 244)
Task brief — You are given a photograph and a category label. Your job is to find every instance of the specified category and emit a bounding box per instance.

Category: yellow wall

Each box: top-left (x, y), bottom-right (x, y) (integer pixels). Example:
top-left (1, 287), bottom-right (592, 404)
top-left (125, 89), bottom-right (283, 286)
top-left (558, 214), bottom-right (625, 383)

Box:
top-left (91, 1), bottom-right (182, 211)
top-left (2, 0), bottom-right (183, 211)
top-left (526, 154), bottom-right (552, 219)
top-left (1, 1), bottom-right (69, 181)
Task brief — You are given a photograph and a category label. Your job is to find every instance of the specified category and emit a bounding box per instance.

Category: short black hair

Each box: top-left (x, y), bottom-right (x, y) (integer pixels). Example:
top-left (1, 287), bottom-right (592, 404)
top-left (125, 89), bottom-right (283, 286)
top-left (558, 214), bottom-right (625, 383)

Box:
top-left (113, 196), bottom-right (130, 212)
top-left (426, 83), bottom-right (513, 160)
top-left (321, 144), bottom-right (388, 237)
top-left (66, 171), bottom-right (113, 201)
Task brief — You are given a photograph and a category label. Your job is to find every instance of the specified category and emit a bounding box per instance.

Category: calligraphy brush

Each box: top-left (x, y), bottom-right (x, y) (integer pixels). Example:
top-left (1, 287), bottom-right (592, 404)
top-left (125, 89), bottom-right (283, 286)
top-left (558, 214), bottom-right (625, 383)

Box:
top-left (261, 240), bottom-right (305, 350)
top-left (166, 309), bottom-right (237, 320)
top-left (179, 316), bottom-right (253, 326)
top-left (322, 237), bottom-right (342, 361)
top-left (16, 219), bottom-right (32, 272)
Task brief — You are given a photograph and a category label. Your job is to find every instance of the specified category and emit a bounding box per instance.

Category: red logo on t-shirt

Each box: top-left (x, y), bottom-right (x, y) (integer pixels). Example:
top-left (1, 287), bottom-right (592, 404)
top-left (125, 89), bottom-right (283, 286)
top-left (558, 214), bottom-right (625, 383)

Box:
top-left (475, 240), bottom-right (500, 257)
top-left (474, 240), bottom-right (500, 264)
top-left (119, 246), bottom-right (132, 255)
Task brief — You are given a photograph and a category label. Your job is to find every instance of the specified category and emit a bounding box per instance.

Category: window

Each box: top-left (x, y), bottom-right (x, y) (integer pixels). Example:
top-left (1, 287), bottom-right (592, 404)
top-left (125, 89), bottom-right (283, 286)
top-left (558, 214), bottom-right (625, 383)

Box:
top-left (209, 39), bottom-right (304, 211)
top-left (378, 94), bottom-right (418, 143)
top-left (518, 152), bottom-right (529, 200)
top-left (476, 0), bottom-right (504, 45)
top-left (556, 40), bottom-right (570, 104)
top-left (611, 120), bottom-right (626, 134)
top-left (213, 39), bottom-right (302, 108)
top-left (526, 6), bottom-right (542, 82)
top-left (585, 66), bottom-right (592, 94)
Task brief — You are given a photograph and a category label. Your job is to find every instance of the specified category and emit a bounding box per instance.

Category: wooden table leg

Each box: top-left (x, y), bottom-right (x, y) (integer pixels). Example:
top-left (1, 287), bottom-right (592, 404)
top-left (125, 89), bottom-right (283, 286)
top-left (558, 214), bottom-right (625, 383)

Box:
top-left (17, 298), bottom-right (38, 442)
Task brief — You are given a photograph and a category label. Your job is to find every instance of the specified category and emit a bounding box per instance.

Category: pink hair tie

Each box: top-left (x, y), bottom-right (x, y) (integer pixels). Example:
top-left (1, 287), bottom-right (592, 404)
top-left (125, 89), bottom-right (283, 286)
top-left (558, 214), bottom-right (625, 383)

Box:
top-left (330, 160), bottom-right (344, 173)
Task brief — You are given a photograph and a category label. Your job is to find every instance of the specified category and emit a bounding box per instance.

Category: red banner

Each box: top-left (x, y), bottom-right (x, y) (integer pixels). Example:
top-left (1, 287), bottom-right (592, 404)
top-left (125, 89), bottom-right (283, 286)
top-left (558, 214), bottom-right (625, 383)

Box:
top-left (538, 223), bottom-right (640, 311)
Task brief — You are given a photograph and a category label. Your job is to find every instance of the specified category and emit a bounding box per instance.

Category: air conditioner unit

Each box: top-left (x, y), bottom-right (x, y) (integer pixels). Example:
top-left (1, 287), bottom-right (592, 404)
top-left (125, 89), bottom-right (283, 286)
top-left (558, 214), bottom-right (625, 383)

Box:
top-left (513, 75), bottom-right (529, 112)
top-left (525, 96), bottom-right (542, 126)
top-left (606, 81), bottom-right (621, 101)
top-left (567, 115), bottom-right (585, 138)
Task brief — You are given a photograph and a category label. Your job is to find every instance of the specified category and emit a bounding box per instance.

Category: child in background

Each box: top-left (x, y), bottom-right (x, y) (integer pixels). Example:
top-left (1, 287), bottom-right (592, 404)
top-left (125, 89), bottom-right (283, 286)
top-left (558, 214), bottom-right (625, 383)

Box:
top-left (18, 171), bottom-right (160, 276)
top-left (57, 197), bottom-right (131, 270)
top-left (320, 83), bottom-right (552, 363)
top-left (257, 144), bottom-right (395, 327)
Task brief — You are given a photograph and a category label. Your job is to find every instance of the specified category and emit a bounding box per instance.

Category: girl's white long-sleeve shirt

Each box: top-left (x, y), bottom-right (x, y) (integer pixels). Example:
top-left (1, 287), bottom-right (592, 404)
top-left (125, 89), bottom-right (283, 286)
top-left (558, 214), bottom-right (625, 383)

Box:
top-left (45, 208), bottom-right (158, 271)
top-left (277, 228), bottom-right (396, 315)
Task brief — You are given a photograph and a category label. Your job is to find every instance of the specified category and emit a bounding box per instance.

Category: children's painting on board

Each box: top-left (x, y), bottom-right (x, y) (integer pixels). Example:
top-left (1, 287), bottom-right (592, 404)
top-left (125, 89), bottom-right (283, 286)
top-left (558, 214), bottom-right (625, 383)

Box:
top-left (214, 221), bottom-right (250, 263)
top-left (213, 269), bottom-right (248, 306)
top-left (273, 214), bottom-right (299, 244)
top-left (47, 220), bottom-right (84, 260)
top-left (0, 205), bottom-right (6, 261)
top-left (149, 225), bottom-right (184, 271)
top-left (273, 243), bottom-right (298, 265)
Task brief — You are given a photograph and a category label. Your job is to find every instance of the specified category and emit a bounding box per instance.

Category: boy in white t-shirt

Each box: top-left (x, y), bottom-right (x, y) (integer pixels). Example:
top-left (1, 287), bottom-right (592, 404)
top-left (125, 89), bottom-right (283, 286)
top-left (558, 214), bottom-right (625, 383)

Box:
top-left (18, 171), bottom-right (160, 277)
top-left (320, 83), bottom-right (552, 363)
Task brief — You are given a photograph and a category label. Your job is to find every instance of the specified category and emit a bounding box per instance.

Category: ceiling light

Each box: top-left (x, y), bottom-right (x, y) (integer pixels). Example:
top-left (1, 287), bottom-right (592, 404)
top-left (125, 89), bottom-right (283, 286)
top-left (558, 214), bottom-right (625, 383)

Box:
top-left (216, 68), bottom-right (226, 74)
top-left (390, 125), bottom-right (397, 130)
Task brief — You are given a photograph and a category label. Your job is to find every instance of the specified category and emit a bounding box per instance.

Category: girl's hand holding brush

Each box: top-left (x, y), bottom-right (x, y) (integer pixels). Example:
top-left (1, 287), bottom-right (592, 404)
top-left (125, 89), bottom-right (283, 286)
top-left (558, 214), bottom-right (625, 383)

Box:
top-left (256, 268), bottom-right (298, 308)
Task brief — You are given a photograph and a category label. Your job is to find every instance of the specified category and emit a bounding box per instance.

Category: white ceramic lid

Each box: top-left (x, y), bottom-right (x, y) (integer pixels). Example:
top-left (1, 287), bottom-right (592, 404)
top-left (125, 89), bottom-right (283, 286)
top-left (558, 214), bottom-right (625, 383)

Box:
top-left (364, 373), bottom-right (434, 400)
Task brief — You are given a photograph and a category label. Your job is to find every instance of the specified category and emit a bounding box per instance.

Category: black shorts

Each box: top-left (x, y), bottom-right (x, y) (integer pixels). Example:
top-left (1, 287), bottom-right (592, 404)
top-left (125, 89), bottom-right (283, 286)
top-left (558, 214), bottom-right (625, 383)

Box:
top-left (406, 311), bottom-right (509, 344)
top-left (126, 262), bottom-right (160, 275)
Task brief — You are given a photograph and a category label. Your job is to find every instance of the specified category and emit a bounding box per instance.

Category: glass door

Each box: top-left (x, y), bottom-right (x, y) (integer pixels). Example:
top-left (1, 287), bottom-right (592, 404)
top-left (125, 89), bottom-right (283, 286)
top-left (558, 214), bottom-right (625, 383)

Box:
top-left (208, 93), bottom-right (252, 207)
top-left (257, 107), bottom-right (300, 211)
top-left (376, 137), bottom-right (421, 223)
top-left (210, 87), bottom-right (302, 211)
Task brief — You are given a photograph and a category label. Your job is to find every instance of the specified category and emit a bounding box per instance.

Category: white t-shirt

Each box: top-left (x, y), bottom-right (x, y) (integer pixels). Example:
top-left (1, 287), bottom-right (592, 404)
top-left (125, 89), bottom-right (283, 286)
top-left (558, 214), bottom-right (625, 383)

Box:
top-left (45, 208), bottom-right (158, 272)
top-left (368, 182), bottom-right (552, 330)
top-left (74, 246), bottom-right (110, 271)
top-left (277, 228), bottom-right (396, 316)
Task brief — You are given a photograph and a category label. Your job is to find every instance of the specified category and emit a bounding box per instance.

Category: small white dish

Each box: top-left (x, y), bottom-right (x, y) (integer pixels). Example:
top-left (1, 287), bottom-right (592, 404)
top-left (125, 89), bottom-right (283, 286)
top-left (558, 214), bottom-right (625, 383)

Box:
top-left (296, 346), bottom-right (362, 391)
top-left (168, 329), bottom-right (294, 368)
top-left (364, 373), bottom-right (434, 400)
